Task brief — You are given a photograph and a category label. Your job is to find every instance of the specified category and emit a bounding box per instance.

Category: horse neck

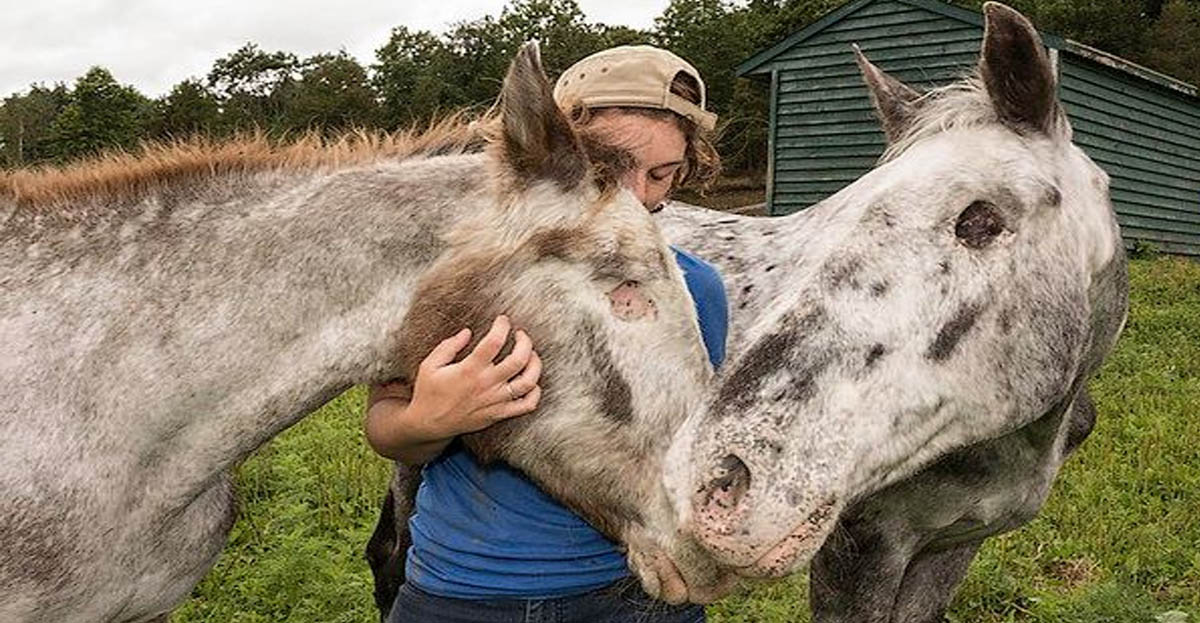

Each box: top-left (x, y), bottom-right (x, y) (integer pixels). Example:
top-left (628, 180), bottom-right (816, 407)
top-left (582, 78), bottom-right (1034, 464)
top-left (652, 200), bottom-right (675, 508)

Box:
top-left (206, 157), bottom-right (492, 447)
top-left (657, 202), bottom-right (826, 359)
top-left (8, 154), bottom-right (488, 497)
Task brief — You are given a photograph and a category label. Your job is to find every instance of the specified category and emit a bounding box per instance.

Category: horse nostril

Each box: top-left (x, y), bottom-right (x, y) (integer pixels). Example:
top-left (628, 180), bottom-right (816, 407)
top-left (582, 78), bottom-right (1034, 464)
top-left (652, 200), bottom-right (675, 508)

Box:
top-left (703, 454), bottom-right (751, 513)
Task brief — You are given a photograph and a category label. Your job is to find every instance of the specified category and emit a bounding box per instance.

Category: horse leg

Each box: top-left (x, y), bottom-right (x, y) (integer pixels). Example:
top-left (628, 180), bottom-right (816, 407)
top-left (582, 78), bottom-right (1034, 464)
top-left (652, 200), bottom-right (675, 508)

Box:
top-left (890, 539), bottom-right (982, 623)
top-left (809, 511), bottom-right (914, 623)
top-left (365, 463), bottom-right (422, 622)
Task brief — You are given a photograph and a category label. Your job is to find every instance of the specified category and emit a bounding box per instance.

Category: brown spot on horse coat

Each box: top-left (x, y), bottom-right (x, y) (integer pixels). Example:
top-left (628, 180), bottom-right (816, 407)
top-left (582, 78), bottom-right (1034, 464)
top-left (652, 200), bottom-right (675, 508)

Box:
top-left (926, 303), bottom-right (983, 361)
top-left (998, 307), bottom-right (1015, 335)
top-left (865, 344), bottom-right (886, 368)
top-left (717, 308), bottom-right (828, 416)
top-left (395, 253), bottom-right (502, 376)
top-left (529, 226), bottom-right (585, 261)
top-left (578, 132), bottom-right (638, 192)
top-left (0, 487), bottom-right (83, 590)
top-left (580, 319), bottom-right (635, 424)
top-left (824, 256), bottom-right (864, 291)
top-left (1044, 185), bottom-right (1062, 208)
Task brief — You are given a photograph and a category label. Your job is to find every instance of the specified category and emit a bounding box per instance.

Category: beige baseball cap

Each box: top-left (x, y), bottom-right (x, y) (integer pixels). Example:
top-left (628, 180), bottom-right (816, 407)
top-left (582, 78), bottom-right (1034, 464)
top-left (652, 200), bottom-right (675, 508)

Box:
top-left (553, 45), bottom-right (718, 131)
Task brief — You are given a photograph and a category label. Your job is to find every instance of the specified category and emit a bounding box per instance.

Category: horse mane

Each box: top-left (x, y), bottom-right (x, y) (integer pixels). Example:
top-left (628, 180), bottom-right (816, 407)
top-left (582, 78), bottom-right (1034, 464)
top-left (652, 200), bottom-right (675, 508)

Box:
top-left (1, 113), bottom-right (487, 209)
top-left (878, 75), bottom-right (995, 163)
top-left (878, 72), bottom-right (1070, 164)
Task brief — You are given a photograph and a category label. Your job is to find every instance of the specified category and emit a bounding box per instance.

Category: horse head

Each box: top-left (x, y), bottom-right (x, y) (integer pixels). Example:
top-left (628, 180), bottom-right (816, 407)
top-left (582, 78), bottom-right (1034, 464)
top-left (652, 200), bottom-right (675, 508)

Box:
top-left (666, 2), bottom-right (1128, 580)
top-left (390, 42), bottom-right (729, 602)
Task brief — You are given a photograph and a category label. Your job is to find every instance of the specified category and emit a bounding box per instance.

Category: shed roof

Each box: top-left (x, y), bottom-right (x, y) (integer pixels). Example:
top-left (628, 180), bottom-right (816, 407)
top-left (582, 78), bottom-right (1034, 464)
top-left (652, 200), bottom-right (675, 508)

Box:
top-left (736, 0), bottom-right (1198, 99)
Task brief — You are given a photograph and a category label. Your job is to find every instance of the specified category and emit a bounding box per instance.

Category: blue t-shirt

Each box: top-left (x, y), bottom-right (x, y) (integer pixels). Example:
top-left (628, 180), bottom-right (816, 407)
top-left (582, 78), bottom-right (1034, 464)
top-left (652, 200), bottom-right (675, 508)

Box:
top-left (406, 247), bottom-right (728, 599)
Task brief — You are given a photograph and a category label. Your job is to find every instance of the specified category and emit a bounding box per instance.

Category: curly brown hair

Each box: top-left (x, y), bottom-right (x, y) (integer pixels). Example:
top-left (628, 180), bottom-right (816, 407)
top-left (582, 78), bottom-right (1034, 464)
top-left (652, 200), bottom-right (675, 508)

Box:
top-left (563, 71), bottom-right (721, 195)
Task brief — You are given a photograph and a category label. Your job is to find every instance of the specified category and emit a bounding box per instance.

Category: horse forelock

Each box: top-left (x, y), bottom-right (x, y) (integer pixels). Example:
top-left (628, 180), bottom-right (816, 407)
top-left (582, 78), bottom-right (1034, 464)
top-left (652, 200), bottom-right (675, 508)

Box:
top-left (878, 73), bottom-right (1071, 164)
top-left (0, 113), bottom-right (486, 210)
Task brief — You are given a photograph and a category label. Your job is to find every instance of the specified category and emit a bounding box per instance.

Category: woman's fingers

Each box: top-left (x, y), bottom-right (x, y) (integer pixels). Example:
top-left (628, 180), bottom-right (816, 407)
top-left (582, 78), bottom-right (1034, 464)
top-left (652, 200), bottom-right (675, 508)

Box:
top-left (505, 350), bottom-right (542, 398)
top-left (481, 349), bottom-right (539, 408)
top-left (477, 385), bottom-right (542, 424)
top-left (465, 315), bottom-right (511, 368)
top-left (420, 327), bottom-right (471, 370)
top-left (488, 329), bottom-right (533, 384)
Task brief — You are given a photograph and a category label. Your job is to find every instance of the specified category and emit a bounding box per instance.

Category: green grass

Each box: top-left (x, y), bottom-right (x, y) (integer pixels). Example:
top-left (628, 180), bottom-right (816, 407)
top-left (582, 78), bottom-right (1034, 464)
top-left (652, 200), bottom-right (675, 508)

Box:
top-left (172, 256), bottom-right (1200, 622)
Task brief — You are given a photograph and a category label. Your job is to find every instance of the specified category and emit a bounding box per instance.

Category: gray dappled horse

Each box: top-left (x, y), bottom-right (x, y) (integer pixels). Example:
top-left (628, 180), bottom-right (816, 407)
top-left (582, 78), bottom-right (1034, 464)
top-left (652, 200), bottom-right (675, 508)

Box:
top-left (370, 4), bottom-right (1128, 622)
top-left (659, 4), bottom-right (1128, 621)
top-left (0, 45), bottom-right (730, 622)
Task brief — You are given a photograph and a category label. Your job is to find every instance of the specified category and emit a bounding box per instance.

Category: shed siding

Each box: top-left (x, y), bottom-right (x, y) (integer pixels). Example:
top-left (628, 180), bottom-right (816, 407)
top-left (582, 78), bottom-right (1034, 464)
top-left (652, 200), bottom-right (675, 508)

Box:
top-left (1060, 57), bottom-right (1200, 255)
top-left (768, 1), bottom-right (981, 213)
top-left (761, 0), bottom-right (1200, 255)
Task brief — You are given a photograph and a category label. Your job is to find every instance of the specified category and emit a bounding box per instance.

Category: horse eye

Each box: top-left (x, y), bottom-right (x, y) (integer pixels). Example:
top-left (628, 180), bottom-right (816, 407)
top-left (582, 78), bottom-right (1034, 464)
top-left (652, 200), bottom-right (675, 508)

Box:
top-left (955, 201), bottom-right (1006, 249)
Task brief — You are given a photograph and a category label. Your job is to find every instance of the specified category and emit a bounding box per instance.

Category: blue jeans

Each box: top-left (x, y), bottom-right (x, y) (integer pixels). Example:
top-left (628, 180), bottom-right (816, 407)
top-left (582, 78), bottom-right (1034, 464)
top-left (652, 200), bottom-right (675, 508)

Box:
top-left (387, 580), bottom-right (706, 623)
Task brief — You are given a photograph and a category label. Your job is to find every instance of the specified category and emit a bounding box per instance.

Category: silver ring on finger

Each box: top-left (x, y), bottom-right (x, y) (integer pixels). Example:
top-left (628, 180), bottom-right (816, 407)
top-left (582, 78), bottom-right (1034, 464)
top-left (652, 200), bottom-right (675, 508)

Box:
top-left (505, 382), bottom-right (519, 401)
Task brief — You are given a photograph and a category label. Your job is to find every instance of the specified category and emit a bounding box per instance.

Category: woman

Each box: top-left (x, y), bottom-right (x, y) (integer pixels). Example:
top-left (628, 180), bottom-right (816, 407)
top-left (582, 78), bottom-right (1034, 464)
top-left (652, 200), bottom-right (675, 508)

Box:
top-left (364, 45), bottom-right (727, 623)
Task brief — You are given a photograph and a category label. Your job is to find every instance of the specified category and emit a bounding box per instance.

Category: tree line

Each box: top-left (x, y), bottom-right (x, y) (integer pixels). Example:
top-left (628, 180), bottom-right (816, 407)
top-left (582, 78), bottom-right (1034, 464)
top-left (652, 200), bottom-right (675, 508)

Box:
top-left (2, 0), bottom-right (1196, 175)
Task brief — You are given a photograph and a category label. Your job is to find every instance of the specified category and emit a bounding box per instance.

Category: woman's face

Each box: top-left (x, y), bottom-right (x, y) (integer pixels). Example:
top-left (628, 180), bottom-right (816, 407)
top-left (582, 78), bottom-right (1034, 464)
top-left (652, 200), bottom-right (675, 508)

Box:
top-left (586, 110), bottom-right (687, 210)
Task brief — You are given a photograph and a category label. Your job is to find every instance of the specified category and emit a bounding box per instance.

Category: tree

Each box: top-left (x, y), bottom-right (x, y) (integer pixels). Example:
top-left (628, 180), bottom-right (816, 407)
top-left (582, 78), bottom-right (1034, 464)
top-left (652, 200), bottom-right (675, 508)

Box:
top-left (47, 67), bottom-right (150, 162)
top-left (596, 24), bottom-right (653, 48)
top-left (442, 15), bottom-right (519, 109)
top-left (207, 43), bottom-right (300, 132)
top-left (443, 0), bottom-right (612, 105)
top-left (0, 83), bottom-right (71, 168)
top-left (1143, 0), bottom-right (1200, 86)
top-left (372, 26), bottom-right (464, 128)
top-left (740, 0), bottom-right (846, 49)
top-left (372, 0), bottom-right (614, 128)
top-left (147, 79), bottom-right (221, 141)
top-left (654, 0), bottom-right (777, 173)
top-left (495, 0), bottom-right (607, 76)
top-left (284, 52), bottom-right (378, 133)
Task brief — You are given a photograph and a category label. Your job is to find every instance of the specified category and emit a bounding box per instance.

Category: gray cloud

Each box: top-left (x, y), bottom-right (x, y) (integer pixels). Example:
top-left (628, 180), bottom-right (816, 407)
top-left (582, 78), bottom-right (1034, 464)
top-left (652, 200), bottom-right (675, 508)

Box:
top-left (0, 0), bottom-right (666, 98)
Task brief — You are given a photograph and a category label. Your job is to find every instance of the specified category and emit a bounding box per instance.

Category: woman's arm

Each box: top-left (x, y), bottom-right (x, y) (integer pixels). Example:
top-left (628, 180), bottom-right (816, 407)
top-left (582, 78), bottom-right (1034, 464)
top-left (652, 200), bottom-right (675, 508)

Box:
top-left (365, 382), bottom-right (450, 465)
top-left (364, 315), bottom-right (543, 466)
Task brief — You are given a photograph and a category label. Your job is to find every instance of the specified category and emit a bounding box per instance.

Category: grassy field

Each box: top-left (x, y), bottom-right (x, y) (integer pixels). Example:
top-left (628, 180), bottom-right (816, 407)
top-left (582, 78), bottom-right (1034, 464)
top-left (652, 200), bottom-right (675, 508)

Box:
top-left (172, 255), bottom-right (1200, 623)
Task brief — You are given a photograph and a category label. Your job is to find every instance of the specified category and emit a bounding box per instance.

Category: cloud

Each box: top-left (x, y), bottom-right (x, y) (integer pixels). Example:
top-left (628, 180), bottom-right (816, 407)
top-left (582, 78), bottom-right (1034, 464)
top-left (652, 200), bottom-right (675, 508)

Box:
top-left (0, 0), bottom-right (666, 99)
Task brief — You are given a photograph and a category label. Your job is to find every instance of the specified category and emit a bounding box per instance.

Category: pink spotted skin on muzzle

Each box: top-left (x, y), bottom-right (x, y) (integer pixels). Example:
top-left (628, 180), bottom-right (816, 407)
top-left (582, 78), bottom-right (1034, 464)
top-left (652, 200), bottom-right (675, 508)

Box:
top-left (684, 451), bottom-right (843, 577)
top-left (733, 502), bottom-right (838, 577)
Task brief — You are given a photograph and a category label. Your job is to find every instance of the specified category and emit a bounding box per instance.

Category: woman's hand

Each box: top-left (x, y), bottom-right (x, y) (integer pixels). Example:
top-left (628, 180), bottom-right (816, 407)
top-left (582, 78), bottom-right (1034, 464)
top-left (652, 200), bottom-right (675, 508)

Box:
top-left (364, 315), bottom-right (542, 464)
top-left (408, 315), bottom-right (543, 439)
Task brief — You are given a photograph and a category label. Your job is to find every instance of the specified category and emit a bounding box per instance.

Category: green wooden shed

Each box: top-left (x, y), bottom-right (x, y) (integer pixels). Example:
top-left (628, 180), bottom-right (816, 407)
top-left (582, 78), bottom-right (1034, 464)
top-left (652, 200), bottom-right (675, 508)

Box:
top-left (738, 0), bottom-right (1200, 256)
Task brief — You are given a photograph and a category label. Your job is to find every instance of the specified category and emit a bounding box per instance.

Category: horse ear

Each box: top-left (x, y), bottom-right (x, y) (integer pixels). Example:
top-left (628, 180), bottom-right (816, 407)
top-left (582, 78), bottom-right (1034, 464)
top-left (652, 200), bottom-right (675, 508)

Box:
top-left (980, 2), bottom-right (1060, 134)
top-left (496, 41), bottom-right (588, 191)
top-left (853, 45), bottom-right (922, 145)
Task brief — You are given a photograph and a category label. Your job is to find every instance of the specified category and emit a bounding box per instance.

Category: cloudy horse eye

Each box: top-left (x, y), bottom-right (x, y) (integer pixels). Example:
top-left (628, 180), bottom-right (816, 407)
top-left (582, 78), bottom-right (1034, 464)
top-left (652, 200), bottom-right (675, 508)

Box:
top-left (954, 200), bottom-right (1006, 248)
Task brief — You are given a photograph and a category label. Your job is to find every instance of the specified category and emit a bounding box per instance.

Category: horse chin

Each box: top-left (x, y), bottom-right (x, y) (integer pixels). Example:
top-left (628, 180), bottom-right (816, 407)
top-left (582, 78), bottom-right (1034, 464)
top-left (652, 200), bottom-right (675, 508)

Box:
top-left (625, 532), bottom-right (739, 605)
top-left (690, 497), bottom-right (841, 580)
top-left (733, 507), bottom-right (835, 579)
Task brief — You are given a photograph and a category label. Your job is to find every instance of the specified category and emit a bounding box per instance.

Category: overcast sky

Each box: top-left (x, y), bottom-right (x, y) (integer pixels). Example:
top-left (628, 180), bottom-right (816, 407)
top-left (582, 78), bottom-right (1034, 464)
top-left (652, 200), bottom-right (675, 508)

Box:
top-left (0, 0), bottom-right (670, 99)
